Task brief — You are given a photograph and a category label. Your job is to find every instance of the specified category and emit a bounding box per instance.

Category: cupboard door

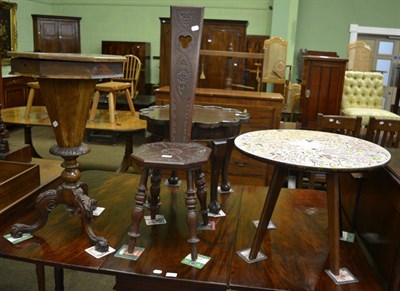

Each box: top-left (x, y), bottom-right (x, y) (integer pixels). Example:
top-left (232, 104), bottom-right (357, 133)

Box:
top-left (58, 20), bottom-right (80, 53)
top-left (35, 19), bottom-right (59, 52)
top-left (33, 15), bottom-right (81, 53)
top-left (301, 56), bottom-right (347, 129)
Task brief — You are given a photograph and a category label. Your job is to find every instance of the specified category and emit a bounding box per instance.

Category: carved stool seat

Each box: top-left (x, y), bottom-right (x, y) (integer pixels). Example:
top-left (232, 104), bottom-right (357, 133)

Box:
top-left (132, 142), bottom-right (211, 168)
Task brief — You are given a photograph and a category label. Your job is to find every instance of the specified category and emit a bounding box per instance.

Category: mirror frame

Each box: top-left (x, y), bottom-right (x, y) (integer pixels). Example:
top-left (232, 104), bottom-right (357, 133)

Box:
top-left (0, 1), bottom-right (17, 65)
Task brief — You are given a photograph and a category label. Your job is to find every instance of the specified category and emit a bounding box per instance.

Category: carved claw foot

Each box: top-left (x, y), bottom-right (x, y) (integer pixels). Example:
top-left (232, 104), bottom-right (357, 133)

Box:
top-left (94, 237), bottom-right (109, 252)
top-left (208, 200), bottom-right (221, 215)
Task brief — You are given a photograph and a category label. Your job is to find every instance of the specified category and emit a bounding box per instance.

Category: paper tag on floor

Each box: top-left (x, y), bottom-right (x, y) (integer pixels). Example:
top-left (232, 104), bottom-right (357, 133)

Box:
top-left (197, 221), bottom-right (216, 230)
top-left (85, 246), bottom-right (115, 259)
top-left (181, 254), bottom-right (211, 269)
top-left (340, 231), bottom-right (355, 243)
top-left (145, 214), bottom-right (167, 225)
top-left (252, 220), bottom-right (276, 229)
top-left (4, 233), bottom-right (33, 244)
top-left (237, 248), bottom-right (267, 264)
top-left (208, 209), bottom-right (226, 218)
top-left (114, 244), bottom-right (145, 261)
top-left (93, 207), bottom-right (105, 216)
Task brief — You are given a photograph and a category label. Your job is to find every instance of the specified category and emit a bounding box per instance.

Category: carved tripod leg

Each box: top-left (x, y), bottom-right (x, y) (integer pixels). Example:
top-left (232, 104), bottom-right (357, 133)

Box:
top-left (195, 169), bottom-right (208, 225)
top-left (186, 170), bottom-right (199, 261)
top-left (128, 168), bottom-right (149, 253)
top-left (73, 187), bottom-right (108, 252)
top-left (149, 169), bottom-right (161, 219)
top-left (11, 189), bottom-right (58, 238)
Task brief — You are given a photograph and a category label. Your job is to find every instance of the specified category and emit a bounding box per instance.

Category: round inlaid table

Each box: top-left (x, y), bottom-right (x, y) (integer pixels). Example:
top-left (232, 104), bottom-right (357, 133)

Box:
top-left (234, 129), bottom-right (391, 284)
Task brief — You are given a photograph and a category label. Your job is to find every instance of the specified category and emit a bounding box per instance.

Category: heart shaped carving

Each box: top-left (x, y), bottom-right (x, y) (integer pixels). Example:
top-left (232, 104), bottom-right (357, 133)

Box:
top-left (179, 35), bottom-right (192, 49)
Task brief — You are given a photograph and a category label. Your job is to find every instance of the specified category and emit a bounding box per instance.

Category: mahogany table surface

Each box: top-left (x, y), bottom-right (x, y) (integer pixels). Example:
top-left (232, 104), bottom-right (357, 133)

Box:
top-left (0, 170), bottom-right (382, 290)
top-left (1, 106), bottom-right (146, 132)
top-left (140, 104), bottom-right (250, 141)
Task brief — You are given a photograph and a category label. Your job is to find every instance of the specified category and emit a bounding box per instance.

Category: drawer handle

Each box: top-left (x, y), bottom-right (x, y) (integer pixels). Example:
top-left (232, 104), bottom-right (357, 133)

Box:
top-left (234, 160), bottom-right (248, 167)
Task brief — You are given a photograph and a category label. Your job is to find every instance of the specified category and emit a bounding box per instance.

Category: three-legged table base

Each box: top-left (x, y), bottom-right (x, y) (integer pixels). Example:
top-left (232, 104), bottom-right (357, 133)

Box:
top-left (241, 165), bottom-right (357, 284)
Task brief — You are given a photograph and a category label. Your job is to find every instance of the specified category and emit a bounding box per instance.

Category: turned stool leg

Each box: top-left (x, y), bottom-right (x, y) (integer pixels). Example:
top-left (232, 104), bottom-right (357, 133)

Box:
top-left (108, 92), bottom-right (116, 124)
top-left (185, 170), bottom-right (199, 261)
top-left (124, 88), bottom-right (136, 115)
top-left (25, 87), bottom-right (36, 119)
top-left (89, 91), bottom-right (100, 121)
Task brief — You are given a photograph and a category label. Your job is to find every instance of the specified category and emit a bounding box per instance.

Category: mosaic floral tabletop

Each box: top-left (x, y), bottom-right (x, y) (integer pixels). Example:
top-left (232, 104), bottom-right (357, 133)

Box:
top-left (234, 129), bottom-right (391, 172)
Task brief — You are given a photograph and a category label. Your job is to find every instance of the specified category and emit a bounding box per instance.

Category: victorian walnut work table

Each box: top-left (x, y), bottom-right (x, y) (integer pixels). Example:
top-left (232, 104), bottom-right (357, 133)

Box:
top-left (0, 106), bottom-right (146, 172)
top-left (7, 51), bottom-right (127, 253)
top-left (234, 129), bottom-right (391, 285)
top-left (138, 104), bottom-right (249, 214)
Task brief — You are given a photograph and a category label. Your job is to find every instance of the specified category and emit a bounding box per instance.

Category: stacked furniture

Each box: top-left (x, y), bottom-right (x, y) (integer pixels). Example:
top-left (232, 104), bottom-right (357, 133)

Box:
top-left (347, 41), bottom-right (372, 72)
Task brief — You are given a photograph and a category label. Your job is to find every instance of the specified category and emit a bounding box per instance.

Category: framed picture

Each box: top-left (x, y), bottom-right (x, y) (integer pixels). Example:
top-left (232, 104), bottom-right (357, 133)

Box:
top-left (0, 2), bottom-right (17, 65)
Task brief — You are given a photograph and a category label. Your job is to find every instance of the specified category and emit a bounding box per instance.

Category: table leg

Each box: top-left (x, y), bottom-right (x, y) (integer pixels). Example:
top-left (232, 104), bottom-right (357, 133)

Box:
top-left (326, 173), bottom-right (340, 275)
top-left (117, 133), bottom-right (133, 173)
top-left (220, 138), bottom-right (234, 192)
top-left (36, 263), bottom-right (45, 291)
top-left (324, 173), bottom-right (358, 284)
top-left (208, 140), bottom-right (227, 214)
top-left (24, 126), bottom-right (42, 158)
top-left (54, 266), bottom-right (64, 291)
top-left (248, 165), bottom-right (287, 260)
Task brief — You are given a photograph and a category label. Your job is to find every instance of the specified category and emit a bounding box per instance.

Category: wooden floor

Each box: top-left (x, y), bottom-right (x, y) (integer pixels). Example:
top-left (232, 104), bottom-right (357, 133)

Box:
top-left (0, 170), bottom-right (382, 290)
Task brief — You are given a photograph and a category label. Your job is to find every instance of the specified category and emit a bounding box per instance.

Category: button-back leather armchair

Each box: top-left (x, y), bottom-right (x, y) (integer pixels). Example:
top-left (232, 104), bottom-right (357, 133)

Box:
top-left (341, 71), bottom-right (400, 125)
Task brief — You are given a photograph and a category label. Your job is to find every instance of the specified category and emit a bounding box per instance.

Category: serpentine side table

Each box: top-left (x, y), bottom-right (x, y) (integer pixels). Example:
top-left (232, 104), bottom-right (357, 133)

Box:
top-left (234, 129), bottom-right (391, 284)
top-left (139, 104), bottom-right (250, 213)
top-left (8, 52), bottom-right (126, 252)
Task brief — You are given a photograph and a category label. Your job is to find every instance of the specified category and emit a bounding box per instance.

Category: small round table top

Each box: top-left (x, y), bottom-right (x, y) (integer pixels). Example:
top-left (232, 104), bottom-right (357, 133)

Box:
top-left (139, 104), bottom-right (250, 127)
top-left (234, 129), bottom-right (391, 173)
